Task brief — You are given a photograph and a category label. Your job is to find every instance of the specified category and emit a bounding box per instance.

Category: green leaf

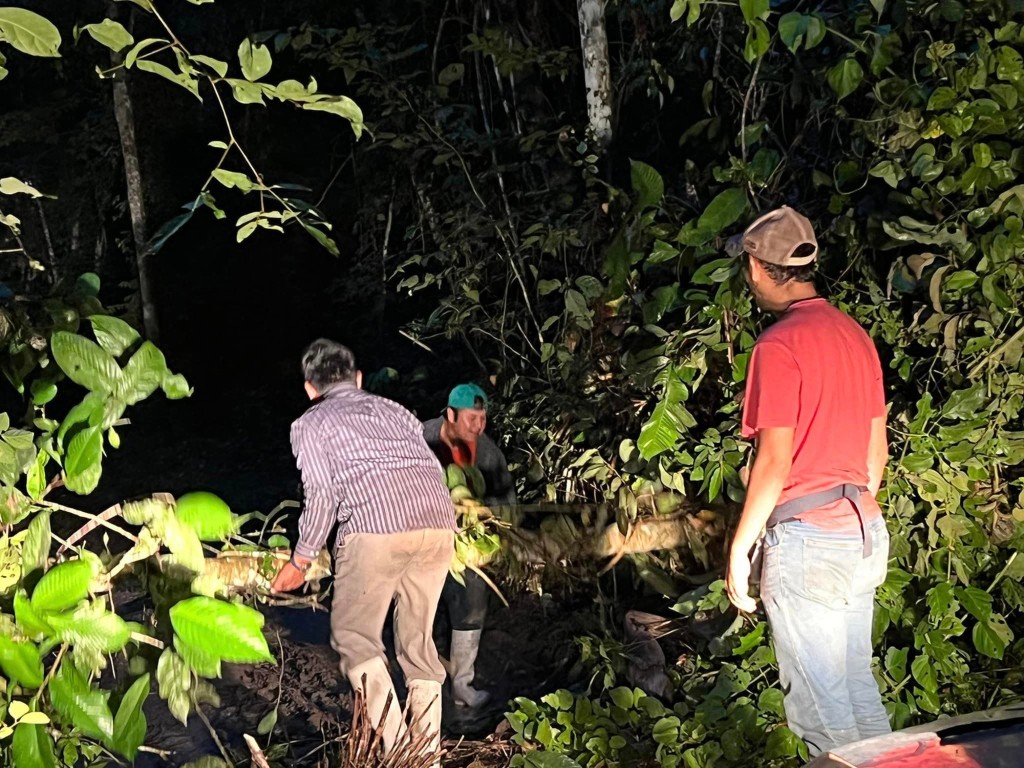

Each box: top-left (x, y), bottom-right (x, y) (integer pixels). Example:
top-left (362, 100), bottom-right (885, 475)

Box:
top-left (162, 372), bottom-right (192, 400)
top-left (238, 38), bottom-right (272, 81)
top-left (21, 510), bottom-right (50, 576)
top-left (0, 177), bottom-right (43, 197)
top-left (0, 8), bottom-right (61, 57)
top-left (301, 97), bottom-right (364, 139)
top-left (31, 559), bottom-right (91, 612)
top-left (64, 425), bottom-right (103, 495)
top-left (89, 316), bottom-right (140, 358)
top-left (163, 515), bottom-right (206, 572)
top-left (0, 636), bottom-right (43, 688)
top-left (911, 655), bottom-right (937, 692)
top-left (124, 37), bottom-right (166, 68)
top-left (630, 160), bottom-right (664, 211)
top-left (176, 498), bottom-right (235, 541)
top-left (639, 400), bottom-right (694, 459)
top-left (48, 605), bottom-right (131, 653)
top-left (256, 706), bottom-right (278, 736)
top-left (51, 332), bottom-right (122, 394)
top-left (740, 0), bottom-right (769, 21)
top-left (764, 726), bottom-right (804, 760)
top-left (565, 289), bottom-right (593, 329)
top-left (80, 19), bottom-right (133, 53)
top-left (190, 54), bottom-right (228, 77)
top-left (973, 614), bottom-right (1013, 660)
top-left (11, 723), bottom-right (57, 768)
top-left (112, 674), bottom-right (149, 759)
top-left (226, 77), bottom-right (267, 105)
top-left (50, 663), bottom-right (114, 742)
top-left (669, 0), bottom-right (702, 25)
top-left (170, 597), bottom-right (274, 665)
top-left (300, 222), bottom-right (340, 257)
top-left (135, 59), bottom-right (200, 100)
top-left (15, 589), bottom-right (52, 639)
top-left (957, 586), bottom-right (993, 622)
top-left (698, 188), bottom-right (747, 232)
top-left (827, 57), bottom-right (864, 100)
top-left (521, 754), bottom-right (583, 768)
top-left (120, 341), bottom-right (169, 404)
top-left (26, 447), bottom-right (50, 499)
top-left (778, 13), bottom-right (826, 53)
top-left (743, 19), bottom-right (771, 62)
top-left (211, 169), bottom-right (256, 192)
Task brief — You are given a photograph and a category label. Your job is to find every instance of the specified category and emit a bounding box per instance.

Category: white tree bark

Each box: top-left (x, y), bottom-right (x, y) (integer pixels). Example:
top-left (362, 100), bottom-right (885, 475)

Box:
top-left (577, 0), bottom-right (613, 149)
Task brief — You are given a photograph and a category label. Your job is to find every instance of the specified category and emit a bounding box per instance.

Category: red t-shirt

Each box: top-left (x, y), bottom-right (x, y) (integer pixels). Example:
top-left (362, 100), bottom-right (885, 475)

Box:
top-left (742, 297), bottom-right (886, 531)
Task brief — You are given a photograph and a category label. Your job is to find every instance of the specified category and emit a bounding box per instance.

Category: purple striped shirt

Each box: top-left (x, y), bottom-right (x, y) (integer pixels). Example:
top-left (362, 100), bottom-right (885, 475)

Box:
top-left (291, 382), bottom-right (456, 560)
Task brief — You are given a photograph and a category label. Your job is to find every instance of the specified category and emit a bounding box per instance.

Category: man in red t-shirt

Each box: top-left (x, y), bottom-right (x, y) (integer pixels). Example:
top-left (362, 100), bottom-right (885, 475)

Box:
top-left (725, 207), bottom-right (891, 756)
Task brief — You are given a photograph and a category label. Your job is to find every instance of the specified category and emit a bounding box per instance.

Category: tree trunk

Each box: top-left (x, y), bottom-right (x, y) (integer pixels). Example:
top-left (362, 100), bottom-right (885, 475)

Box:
top-left (111, 53), bottom-right (160, 341)
top-left (576, 0), bottom-right (613, 149)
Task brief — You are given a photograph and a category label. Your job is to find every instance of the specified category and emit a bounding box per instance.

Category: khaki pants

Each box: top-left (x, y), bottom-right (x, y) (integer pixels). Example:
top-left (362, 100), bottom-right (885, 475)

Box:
top-left (330, 528), bottom-right (454, 685)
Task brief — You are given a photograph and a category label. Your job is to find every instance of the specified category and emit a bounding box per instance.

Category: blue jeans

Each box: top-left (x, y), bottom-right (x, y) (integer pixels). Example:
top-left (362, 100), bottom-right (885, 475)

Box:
top-left (760, 516), bottom-right (891, 756)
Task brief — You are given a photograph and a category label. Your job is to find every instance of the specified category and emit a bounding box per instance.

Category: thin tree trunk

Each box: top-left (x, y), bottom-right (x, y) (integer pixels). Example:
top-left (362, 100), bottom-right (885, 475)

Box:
top-left (111, 53), bottom-right (159, 341)
top-left (577, 0), bottom-right (612, 149)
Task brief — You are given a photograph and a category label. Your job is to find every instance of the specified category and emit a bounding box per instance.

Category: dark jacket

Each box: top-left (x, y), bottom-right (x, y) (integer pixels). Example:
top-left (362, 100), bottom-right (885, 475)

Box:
top-left (421, 417), bottom-right (517, 507)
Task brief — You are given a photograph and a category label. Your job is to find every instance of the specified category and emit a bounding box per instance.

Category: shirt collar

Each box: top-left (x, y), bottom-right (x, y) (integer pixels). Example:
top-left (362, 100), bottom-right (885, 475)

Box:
top-left (321, 381), bottom-right (358, 398)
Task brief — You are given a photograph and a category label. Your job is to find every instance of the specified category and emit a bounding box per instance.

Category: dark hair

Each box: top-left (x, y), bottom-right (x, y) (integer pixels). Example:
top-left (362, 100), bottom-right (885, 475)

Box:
top-left (746, 243), bottom-right (817, 284)
top-left (301, 339), bottom-right (357, 390)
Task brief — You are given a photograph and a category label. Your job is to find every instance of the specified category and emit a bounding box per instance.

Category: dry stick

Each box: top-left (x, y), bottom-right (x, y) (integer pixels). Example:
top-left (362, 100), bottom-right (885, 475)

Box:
top-left (265, 629), bottom-right (286, 748)
top-left (196, 703), bottom-right (234, 767)
top-left (967, 324), bottom-right (1024, 379)
top-left (45, 501), bottom-right (138, 555)
top-left (244, 735), bottom-right (272, 768)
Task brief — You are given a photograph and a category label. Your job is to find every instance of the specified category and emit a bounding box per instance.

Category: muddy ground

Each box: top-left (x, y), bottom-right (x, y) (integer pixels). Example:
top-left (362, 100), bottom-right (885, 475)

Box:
top-left (134, 587), bottom-right (596, 767)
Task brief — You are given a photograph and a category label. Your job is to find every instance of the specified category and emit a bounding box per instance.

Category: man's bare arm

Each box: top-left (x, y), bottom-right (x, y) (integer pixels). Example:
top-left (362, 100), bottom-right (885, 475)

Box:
top-left (866, 415), bottom-right (888, 497)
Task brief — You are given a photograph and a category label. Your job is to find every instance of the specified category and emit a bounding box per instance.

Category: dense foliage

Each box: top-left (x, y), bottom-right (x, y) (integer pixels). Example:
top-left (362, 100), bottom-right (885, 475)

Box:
top-left (4, 0), bottom-right (1024, 765)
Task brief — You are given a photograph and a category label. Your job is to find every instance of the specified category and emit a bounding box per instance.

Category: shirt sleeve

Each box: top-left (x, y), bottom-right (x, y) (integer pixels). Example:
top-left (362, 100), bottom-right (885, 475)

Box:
top-left (292, 417), bottom-right (340, 560)
top-left (741, 340), bottom-right (801, 439)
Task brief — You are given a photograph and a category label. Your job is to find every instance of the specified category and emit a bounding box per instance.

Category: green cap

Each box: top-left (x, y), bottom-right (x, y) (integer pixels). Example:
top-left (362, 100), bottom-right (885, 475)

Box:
top-left (447, 383), bottom-right (488, 411)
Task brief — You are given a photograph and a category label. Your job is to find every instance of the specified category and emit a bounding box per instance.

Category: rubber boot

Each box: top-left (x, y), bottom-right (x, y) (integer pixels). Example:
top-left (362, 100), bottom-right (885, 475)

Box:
top-left (407, 679), bottom-right (443, 766)
top-left (346, 658), bottom-right (405, 754)
top-left (449, 629), bottom-right (490, 708)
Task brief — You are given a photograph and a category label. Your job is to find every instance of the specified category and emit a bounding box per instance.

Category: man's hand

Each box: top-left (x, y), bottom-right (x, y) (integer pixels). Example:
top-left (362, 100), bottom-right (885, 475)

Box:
top-left (726, 550), bottom-right (757, 613)
top-left (271, 558), bottom-right (309, 594)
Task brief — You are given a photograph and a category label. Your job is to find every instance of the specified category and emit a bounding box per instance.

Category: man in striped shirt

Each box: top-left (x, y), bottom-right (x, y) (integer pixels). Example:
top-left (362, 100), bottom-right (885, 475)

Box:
top-left (271, 339), bottom-right (457, 759)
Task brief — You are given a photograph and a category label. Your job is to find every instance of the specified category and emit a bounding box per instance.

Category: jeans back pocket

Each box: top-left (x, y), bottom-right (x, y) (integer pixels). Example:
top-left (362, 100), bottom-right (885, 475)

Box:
top-left (800, 537), bottom-right (862, 608)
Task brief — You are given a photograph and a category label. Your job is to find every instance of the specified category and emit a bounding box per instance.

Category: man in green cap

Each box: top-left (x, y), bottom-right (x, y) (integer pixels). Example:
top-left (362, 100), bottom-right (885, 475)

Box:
top-left (423, 383), bottom-right (516, 708)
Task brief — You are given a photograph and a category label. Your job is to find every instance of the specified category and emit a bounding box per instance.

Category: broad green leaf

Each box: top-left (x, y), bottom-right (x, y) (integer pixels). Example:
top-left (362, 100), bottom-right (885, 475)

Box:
top-left (163, 514), bottom-right (205, 572)
top-left (301, 222), bottom-right (340, 256)
top-left (973, 614), bottom-right (1013, 660)
top-left (21, 510), bottom-right (50, 575)
top-left (162, 372), bottom-right (192, 400)
top-left (63, 426), bottom-right (103, 495)
top-left (31, 559), bottom-right (92, 612)
top-left (565, 289), bottom-right (593, 330)
top-left (15, 589), bottom-right (52, 638)
top-left (124, 37), bottom-right (166, 68)
top-left (238, 38), bottom-right (272, 81)
top-left (50, 663), bottom-right (114, 742)
top-left (827, 57), bottom-right (864, 100)
top-left (175, 633), bottom-right (221, 678)
top-left (521, 753), bottom-right (583, 768)
top-left (778, 13), bottom-right (827, 53)
top-left (11, 722), bottom-right (57, 768)
top-left (120, 341), bottom-right (168, 404)
top-left (739, 0), bottom-right (769, 22)
top-left (170, 597), bottom-right (274, 665)
top-left (136, 59), bottom-right (200, 100)
top-left (0, 8), bottom-right (61, 57)
top-left (80, 19), bottom-right (133, 53)
top-left (112, 674), bottom-right (149, 759)
top-left (48, 605), bottom-right (131, 654)
top-left (226, 77), bottom-right (267, 105)
top-left (0, 177), bottom-right (43, 197)
top-left (630, 160), bottom-right (664, 211)
top-left (0, 636), bottom-right (43, 688)
top-left (957, 586), bottom-right (993, 622)
top-left (301, 97), bottom-right (364, 138)
top-left (26, 447), bottom-right (49, 499)
top-left (910, 654), bottom-right (937, 692)
top-left (176, 498), bottom-right (235, 541)
top-left (211, 169), bottom-right (256, 192)
top-left (744, 19), bottom-right (771, 62)
top-left (698, 188), bottom-right (747, 232)
top-left (256, 706), bottom-right (278, 735)
top-left (669, 0), bottom-right (702, 25)
top-left (190, 54), bottom-right (227, 77)
top-left (51, 332), bottom-right (121, 394)
top-left (639, 400), bottom-right (693, 460)
top-left (89, 316), bottom-right (140, 358)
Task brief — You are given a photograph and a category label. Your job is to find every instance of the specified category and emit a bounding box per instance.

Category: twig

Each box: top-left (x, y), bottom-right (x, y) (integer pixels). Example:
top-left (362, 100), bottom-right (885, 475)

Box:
top-left (264, 630), bottom-right (286, 747)
top-left (967, 324), bottom-right (1024, 379)
top-left (740, 54), bottom-right (764, 169)
top-left (45, 501), bottom-right (138, 555)
top-left (196, 703), bottom-right (234, 767)
top-left (244, 735), bottom-right (272, 768)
